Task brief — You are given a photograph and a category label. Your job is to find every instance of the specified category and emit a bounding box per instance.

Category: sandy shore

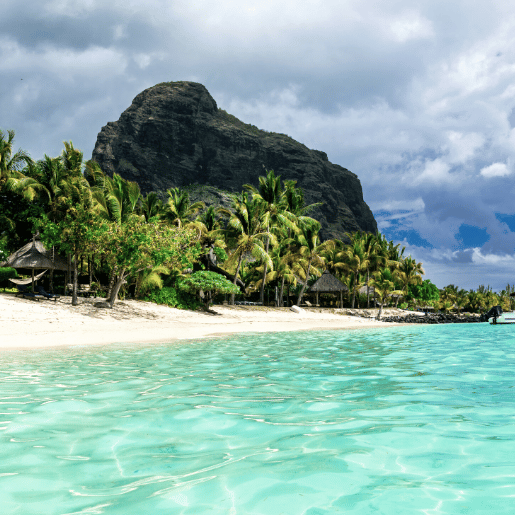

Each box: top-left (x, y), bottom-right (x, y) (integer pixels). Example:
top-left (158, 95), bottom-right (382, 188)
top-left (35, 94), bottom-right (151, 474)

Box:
top-left (0, 293), bottom-right (412, 350)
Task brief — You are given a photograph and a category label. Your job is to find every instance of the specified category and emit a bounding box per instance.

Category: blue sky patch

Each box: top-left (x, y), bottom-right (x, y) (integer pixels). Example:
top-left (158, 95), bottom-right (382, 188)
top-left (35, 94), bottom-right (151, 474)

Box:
top-left (455, 224), bottom-right (489, 249)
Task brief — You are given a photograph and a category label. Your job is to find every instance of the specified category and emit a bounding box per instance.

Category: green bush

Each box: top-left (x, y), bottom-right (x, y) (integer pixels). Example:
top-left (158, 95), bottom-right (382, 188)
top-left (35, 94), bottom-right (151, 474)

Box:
top-left (144, 286), bottom-right (201, 310)
top-left (178, 271), bottom-right (240, 310)
top-left (399, 302), bottom-right (408, 309)
top-left (0, 267), bottom-right (18, 290)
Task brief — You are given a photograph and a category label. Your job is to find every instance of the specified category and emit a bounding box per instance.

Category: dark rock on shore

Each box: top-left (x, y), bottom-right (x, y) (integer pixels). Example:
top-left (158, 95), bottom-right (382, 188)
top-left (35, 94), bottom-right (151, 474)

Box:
top-left (380, 313), bottom-right (482, 324)
top-left (91, 81), bottom-right (377, 240)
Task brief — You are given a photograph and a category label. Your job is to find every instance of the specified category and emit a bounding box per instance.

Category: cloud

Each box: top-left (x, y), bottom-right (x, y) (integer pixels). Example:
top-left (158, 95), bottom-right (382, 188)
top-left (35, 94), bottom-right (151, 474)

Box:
top-left (480, 162), bottom-right (511, 177)
top-left (3, 0), bottom-right (515, 291)
top-left (388, 11), bottom-right (434, 43)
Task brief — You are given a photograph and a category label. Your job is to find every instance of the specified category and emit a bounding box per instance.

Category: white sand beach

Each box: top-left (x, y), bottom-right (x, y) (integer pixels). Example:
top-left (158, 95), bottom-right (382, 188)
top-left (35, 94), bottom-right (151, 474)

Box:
top-left (0, 294), bottom-right (411, 350)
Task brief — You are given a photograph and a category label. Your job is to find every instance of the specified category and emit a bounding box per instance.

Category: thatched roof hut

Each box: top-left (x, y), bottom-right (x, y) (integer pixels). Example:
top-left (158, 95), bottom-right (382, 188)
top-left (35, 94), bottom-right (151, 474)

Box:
top-left (0, 234), bottom-right (69, 291)
top-left (308, 270), bottom-right (348, 307)
top-left (1, 234), bottom-right (68, 271)
top-left (309, 270), bottom-right (349, 293)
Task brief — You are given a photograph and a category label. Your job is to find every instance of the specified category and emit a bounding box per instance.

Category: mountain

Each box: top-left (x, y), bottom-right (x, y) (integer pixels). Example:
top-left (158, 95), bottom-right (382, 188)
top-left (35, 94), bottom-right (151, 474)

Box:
top-left (91, 81), bottom-right (377, 239)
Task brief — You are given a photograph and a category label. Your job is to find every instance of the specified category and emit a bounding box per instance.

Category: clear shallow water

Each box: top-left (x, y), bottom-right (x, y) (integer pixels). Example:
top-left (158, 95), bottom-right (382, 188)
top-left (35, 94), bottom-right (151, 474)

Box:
top-left (0, 324), bottom-right (514, 515)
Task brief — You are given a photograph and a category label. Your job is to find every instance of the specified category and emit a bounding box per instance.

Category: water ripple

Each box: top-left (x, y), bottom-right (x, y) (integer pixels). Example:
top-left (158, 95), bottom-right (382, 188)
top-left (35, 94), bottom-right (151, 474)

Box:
top-left (0, 324), bottom-right (514, 513)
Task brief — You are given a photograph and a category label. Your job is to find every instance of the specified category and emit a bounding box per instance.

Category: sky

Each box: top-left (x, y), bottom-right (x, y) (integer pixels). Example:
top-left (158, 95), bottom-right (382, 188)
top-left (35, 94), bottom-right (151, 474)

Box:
top-left (3, 0), bottom-right (515, 291)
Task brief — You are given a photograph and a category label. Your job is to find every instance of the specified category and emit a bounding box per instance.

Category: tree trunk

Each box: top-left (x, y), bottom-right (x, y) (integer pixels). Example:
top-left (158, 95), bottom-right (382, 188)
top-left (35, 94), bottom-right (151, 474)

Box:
top-left (230, 255), bottom-right (244, 305)
top-left (107, 270), bottom-right (126, 308)
top-left (377, 301), bottom-right (384, 320)
top-left (66, 254), bottom-right (71, 296)
top-left (296, 259), bottom-right (312, 305)
top-left (200, 253), bottom-right (245, 288)
top-left (351, 272), bottom-right (357, 308)
top-left (366, 269), bottom-right (370, 308)
top-left (259, 236), bottom-right (270, 305)
top-left (72, 250), bottom-right (79, 306)
top-left (106, 267), bottom-right (117, 301)
top-left (279, 276), bottom-right (285, 307)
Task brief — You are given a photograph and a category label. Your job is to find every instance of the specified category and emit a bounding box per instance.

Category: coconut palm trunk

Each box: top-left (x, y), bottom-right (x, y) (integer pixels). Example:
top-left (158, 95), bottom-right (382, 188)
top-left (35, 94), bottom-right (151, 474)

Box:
top-left (296, 258), bottom-right (312, 305)
top-left (279, 276), bottom-right (286, 307)
top-left (230, 254), bottom-right (244, 305)
top-left (259, 235), bottom-right (270, 305)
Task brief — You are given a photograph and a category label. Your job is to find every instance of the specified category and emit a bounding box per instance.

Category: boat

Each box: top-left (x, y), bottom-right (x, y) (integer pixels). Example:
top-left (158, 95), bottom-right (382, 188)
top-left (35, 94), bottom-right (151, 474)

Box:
top-left (486, 305), bottom-right (515, 324)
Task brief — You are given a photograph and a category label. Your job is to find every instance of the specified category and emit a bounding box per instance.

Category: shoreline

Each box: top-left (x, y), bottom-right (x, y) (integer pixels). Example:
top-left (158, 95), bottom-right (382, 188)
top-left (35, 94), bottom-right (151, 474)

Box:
top-left (0, 293), bottom-right (413, 351)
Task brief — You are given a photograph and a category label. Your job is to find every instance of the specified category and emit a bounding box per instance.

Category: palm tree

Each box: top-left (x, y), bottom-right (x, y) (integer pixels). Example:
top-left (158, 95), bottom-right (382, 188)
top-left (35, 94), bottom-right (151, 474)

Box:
top-left (98, 173), bottom-right (141, 225)
top-left (395, 256), bottom-right (425, 307)
top-left (222, 192), bottom-right (272, 304)
top-left (0, 129), bottom-right (44, 202)
top-left (195, 205), bottom-right (227, 270)
top-left (138, 192), bottom-right (164, 222)
top-left (164, 187), bottom-right (205, 229)
top-left (0, 129), bottom-right (33, 185)
top-left (135, 264), bottom-right (170, 299)
top-left (245, 170), bottom-right (296, 304)
top-left (294, 218), bottom-right (325, 305)
top-left (340, 233), bottom-right (369, 308)
top-left (368, 267), bottom-right (403, 319)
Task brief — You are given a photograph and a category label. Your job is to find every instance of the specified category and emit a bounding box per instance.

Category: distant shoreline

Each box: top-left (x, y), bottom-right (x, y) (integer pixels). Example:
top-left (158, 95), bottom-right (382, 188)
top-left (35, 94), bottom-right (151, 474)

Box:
top-left (0, 294), bottom-right (411, 351)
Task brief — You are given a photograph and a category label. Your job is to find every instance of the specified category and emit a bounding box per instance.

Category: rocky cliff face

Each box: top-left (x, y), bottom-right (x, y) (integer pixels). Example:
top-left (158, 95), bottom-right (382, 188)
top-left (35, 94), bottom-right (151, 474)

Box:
top-left (92, 81), bottom-right (377, 239)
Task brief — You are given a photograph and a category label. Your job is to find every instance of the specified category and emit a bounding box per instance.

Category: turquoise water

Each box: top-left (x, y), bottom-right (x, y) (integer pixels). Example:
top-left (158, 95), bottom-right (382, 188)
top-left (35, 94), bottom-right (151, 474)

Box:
top-left (1, 324), bottom-right (514, 514)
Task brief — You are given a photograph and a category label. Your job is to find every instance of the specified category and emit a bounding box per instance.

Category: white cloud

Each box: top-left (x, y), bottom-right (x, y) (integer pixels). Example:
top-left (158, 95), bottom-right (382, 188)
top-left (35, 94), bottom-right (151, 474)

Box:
top-left (369, 197), bottom-right (425, 213)
top-left (471, 247), bottom-right (515, 264)
top-left (412, 158), bottom-right (453, 185)
top-left (480, 162), bottom-right (511, 177)
top-left (446, 131), bottom-right (485, 163)
top-left (388, 11), bottom-right (434, 43)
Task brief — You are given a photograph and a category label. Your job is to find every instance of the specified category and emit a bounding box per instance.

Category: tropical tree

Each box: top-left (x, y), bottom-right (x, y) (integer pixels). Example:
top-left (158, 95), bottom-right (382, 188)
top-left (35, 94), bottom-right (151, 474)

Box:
top-left (0, 129), bottom-right (46, 204)
top-left (179, 271), bottom-right (240, 311)
top-left (368, 267), bottom-right (404, 319)
top-left (395, 256), bottom-right (425, 306)
top-left (340, 232), bottom-right (369, 308)
top-left (245, 169), bottom-right (296, 304)
top-left (221, 192), bottom-right (272, 304)
top-left (97, 216), bottom-right (201, 308)
top-left (294, 218), bottom-right (325, 305)
top-left (164, 187), bottom-right (205, 229)
top-left (138, 192), bottom-right (164, 222)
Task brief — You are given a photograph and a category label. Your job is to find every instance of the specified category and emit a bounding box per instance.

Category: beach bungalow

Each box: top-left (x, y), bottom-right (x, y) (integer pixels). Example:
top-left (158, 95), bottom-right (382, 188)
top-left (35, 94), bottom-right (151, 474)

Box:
top-left (308, 270), bottom-right (349, 308)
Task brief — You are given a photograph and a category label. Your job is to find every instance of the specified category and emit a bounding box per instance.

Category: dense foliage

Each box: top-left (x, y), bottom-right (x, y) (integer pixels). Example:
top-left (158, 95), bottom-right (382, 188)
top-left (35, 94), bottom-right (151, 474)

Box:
top-left (2, 128), bottom-right (507, 314)
top-left (0, 267), bottom-right (17, 290)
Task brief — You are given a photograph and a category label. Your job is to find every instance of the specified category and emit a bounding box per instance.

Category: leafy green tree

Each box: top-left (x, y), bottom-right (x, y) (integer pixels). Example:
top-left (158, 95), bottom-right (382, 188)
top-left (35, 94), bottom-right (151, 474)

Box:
top-left (0, 129), bottom-right (34, 194)
top-left (295, 218), bottom-right (325, 305)
top-left (179, 271), bottom-right (240, 311)
top-left (340, 232), bottom-right (369, 308)
top-left (395, 256), bottom-right (425, 306)
top-left (221, 192), bottom-right (272, 304)
top-left (368, 267), bottom-right (403, 319)
top-left (245, 169), bottom-right (296, 304)
top-left (0, 267), bottom-right (18, 290)
top-left (97, 216), bottom-right (201, 308)
top-left (408, 279), bottom-right (440, 304)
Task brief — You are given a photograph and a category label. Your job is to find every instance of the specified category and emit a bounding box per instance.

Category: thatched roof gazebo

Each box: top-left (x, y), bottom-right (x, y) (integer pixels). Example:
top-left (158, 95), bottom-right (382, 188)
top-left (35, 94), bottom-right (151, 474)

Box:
top-left (1, 234), bottom-right (69, 291)
top-left (308, 270), bottom-right (349, 307)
